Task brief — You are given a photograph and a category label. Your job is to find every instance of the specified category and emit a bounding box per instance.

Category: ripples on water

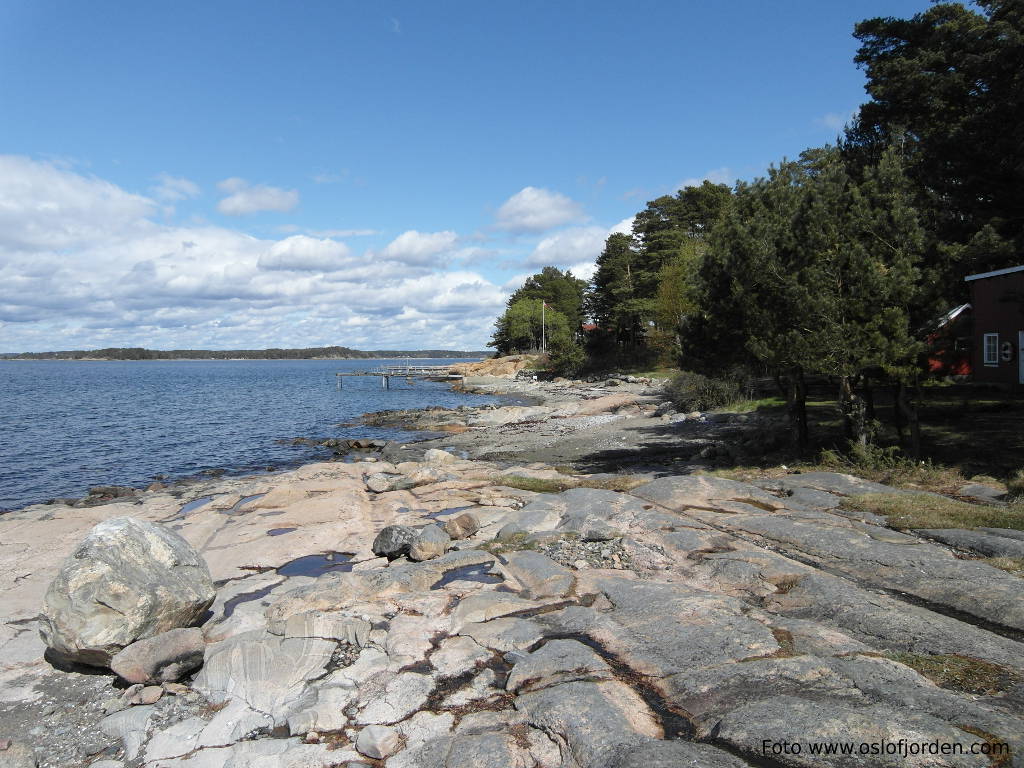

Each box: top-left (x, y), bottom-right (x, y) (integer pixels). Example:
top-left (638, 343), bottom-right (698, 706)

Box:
top-left (0, 358), bottom-right (498, 511)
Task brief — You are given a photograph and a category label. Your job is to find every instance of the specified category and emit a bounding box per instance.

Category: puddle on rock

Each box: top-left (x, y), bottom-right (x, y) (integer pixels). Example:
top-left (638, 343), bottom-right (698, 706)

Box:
top-left (425, 505), bottom-right (472, 520)
top-left (276, 552), bottom-right (355, 578)
top-left (222, 493), bottom-right (266, 514)
top-left (177, 496), bottom-right (214, 517)
top-left (223, 583), bottom-right (279, 618)
top-left (267, 527), bottom-right (297, 536)
top-left (431, 563), bottom-right (505, 590)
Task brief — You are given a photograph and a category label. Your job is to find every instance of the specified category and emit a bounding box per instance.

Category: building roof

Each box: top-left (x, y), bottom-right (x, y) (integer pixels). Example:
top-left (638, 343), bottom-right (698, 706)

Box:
top-left (964, 264), bottom-right (1024, 282)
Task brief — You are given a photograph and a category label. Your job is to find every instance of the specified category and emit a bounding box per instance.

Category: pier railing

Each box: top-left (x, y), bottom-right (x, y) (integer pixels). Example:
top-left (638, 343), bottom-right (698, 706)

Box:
top-left (335, 364), bottom-right (464, 389)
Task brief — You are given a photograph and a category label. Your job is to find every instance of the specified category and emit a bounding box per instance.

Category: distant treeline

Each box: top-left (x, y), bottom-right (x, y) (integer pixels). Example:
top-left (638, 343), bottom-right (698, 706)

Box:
top-left (0, 346), bottom-right (489, 361)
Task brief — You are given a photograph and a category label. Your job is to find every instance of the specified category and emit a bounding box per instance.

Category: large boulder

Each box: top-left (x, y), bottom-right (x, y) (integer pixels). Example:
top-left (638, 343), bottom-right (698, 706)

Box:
top-left (39, 517), bottom-right (215, 667)
top-left (372, 525), bottom-right (417, 560)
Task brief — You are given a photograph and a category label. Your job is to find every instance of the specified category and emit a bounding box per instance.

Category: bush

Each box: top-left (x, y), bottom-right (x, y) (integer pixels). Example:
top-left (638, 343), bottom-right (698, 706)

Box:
top-left (663, 371), bottom-right (742, 412)
top-left (1006, 469), bottom-right (1024, 500)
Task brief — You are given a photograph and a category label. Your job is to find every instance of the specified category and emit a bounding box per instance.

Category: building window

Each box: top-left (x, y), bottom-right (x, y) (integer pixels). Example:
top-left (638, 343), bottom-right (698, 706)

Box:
top-left (984, 333), bottom-right (999, 366)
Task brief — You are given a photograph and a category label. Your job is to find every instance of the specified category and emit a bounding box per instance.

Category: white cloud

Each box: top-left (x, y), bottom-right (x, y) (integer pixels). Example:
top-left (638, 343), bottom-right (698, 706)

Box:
top-left (0, 156), bottom-right (504, 351)
top-left (152, 173), bottom-right (200, 202)
top-left (567, 261), bottom-right (598, 281)
top-left (610, 217), bottom-right (634, 236)
top-left (495, 186), bottom-right (584, 233)
top-left (676, 167), bottom-right (733, 192)
top-left (257, 235), bottom-right (352, 271)
top-left (526, 226), bottom-right (608, 268)
top-left (0, 155), bottom-right (155, 251)
top-left (380, 230), bottom-right (458, 264)
top-left (216, 177), bottom-right (299, 215)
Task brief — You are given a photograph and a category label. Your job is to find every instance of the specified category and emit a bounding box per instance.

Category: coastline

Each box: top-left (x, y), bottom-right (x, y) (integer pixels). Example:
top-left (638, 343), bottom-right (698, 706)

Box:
top-left (2, 368), bottom-right (1023, 767)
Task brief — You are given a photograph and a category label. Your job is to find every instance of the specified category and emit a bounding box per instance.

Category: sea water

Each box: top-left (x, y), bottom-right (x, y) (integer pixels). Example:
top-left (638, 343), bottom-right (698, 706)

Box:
top-left (0, 358), bottom-right (500, 511)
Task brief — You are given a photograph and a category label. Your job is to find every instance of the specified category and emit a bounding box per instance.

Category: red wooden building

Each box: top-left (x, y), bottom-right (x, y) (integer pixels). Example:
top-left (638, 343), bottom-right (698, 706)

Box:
top-left (965, 265), bottom-right (1024, 385)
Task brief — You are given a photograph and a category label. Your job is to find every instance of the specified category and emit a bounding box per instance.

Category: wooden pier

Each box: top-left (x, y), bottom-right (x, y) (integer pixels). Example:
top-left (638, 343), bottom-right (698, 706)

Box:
top-left (336, 364), bottom-right (464, 389)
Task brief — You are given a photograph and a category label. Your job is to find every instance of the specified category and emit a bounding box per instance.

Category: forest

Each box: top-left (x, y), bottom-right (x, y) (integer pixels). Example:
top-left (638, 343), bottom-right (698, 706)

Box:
top-left (489, 0), bottom-right (1023, 457)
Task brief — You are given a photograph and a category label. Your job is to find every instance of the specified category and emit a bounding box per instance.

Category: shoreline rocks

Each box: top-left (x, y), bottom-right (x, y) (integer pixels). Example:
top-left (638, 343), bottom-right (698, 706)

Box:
top-left (38, 517), bottom-right (215, 667)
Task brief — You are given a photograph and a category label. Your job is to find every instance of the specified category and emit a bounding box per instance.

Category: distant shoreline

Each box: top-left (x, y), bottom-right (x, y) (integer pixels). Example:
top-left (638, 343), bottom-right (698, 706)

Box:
top-left (0, 347), bottom-right (491, 361)
top-left (0, 356), bottom-right (487, 362)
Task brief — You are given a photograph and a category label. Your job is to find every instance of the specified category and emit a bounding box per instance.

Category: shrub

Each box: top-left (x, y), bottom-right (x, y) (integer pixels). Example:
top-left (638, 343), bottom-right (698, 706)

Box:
top-left (664, 370), bottom-right (742, 412)
top-left (1006, 469), bottom-right (1024, 500)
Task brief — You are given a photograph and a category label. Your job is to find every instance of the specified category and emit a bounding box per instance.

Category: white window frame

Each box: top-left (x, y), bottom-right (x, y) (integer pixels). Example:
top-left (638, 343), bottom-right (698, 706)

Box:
top-left (983, 333), bottom-right (999, 366)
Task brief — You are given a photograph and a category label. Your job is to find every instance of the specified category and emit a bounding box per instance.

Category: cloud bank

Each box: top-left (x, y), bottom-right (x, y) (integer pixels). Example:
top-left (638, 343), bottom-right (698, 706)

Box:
top-left (0, 156), bottom-right (505, 351)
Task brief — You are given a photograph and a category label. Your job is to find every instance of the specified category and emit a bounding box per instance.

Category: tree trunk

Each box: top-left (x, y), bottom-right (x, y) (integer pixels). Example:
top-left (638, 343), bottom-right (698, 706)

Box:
top-left (864, 377), bottom-right (875, 422)
top-left (896, 380), bottom-right (922, 458)
top-left (840, 375), bottom-right (869, 447)
top-left (784, 368), bottom-right (809, 451)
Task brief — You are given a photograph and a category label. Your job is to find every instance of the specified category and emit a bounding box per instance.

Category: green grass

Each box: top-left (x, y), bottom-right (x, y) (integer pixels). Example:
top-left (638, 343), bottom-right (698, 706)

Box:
top-left (885, 652), bottom-right (1022, 696)
top-left (497, 473), bottom-right (649, 494)
top-left (843, 492), bottom-right (1024, 530)
top-left (713, 396), bottom-right (784, 414)
top-left (496, 475), bottom-right (576, 493)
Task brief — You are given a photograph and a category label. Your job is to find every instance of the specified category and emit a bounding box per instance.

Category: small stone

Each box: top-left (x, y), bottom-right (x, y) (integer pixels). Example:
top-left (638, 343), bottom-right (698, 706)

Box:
top-left (140, 685), bottom-right (164, 704)
top-left (443, 512), bottom-right (479, 540)
top-left (496, 523), bottom-right (525, 542)
top-left (110, 627), bottom-right (205, 684)
top-left (355, 724), bottom-right (401, 758)
top-left (372, 525), bottom-right (417, 560)
top-left (408, 525), bottom-right (451, 562)
top-left (574, 560), bottom-right (589, 570)
top-left (161, 682), bottom-right (190, 695)
top-left (423, 448), bottom-right (457, 464)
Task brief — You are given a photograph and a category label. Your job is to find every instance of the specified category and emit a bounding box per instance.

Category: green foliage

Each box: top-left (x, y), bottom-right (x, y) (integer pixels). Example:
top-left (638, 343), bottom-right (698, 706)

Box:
top-left (843, 492), bottom-right (1024, 531)
top-left (845, 0), bottom-right (1024, 299)
top-left (490, 268), bottom-right (586, 356)
top-left (663, 370), bottom-right (742, 412)
top-left (587, 182), bottom-right (733, 361)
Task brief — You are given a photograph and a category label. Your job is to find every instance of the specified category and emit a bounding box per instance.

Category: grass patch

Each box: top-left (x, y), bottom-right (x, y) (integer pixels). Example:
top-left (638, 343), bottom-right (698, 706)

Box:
top-left (715, 396), bottom-right (784, 414)
top-left (982, 557), bottom-right (1024, 577)
top-left (843, 492), bottom-right (1024, 530)
top-left (480, 532), bottom-right (542, 554)
top-left (577, 475), bottom-right (649, 492)
top-left (497, 472), bottom-right (648, 494)
top-left (885, 652), bottom-right (1023, 696)
top-left (496, 475), bottom-right (575, 493)
top-left (819, 443), bottom-right (965, 493)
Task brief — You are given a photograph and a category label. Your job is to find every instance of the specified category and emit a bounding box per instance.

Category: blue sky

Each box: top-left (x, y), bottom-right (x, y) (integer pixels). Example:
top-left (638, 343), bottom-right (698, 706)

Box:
top-left (0, 0), bottom-right (929, 351)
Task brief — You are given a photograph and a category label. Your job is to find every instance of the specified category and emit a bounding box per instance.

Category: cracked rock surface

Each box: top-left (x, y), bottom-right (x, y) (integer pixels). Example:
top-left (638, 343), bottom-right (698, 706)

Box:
top-left (2, 383), bottom-right (1023, 767)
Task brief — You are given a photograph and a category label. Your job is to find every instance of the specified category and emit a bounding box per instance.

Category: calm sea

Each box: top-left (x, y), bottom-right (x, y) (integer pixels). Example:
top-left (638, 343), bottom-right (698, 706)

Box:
top-left (0, 358), bottom-right (503, 511)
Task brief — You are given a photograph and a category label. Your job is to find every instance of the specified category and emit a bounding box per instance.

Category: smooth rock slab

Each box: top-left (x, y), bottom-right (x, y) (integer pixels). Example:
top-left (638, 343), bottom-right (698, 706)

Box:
top-left (606, 739), bottom-right (753, 768)
top-left (355, 671), bottom-right (434, 725)
top-left (919, 528), bottom-right (1024, 558)
top-left (192, 630), bottom-right (335, 719)
top-left (501, 551), bottom-right (575, 598)
top-left (714, 695), bottom-right (990, 767)
top-left (506, 639), bottom-right (613, 694)
top-left (39, 517), bottom-right (215, 666)
top-left (109, 627), bottom-right (205, 684)
top-left (515, 680), bottom-right (662, 768)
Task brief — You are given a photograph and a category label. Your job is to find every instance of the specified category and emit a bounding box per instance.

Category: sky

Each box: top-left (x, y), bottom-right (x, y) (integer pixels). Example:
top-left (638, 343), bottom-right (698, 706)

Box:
top-left (0, 0), bottom-right (931, 352)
